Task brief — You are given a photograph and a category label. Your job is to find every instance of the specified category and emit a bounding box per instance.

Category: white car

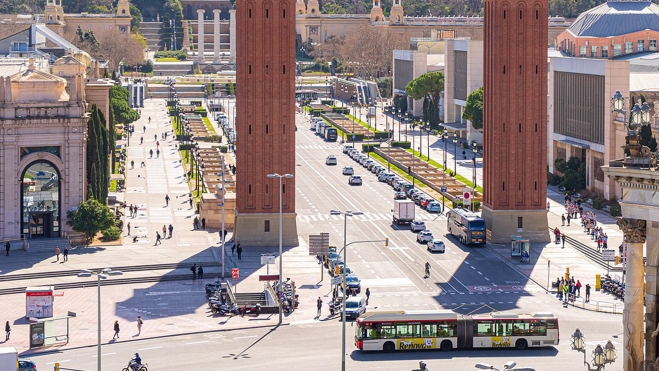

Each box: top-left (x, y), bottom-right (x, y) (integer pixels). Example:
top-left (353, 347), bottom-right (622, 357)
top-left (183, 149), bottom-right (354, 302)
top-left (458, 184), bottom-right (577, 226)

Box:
top-left (427, 239), bottom-right (446, 253)
top-left (343, 145), bottom-right (354, 154)
top-left (326, 155), bottom-right (337, 165)
top-left (417, 230), bottom-right (434, 243)
top-left (349, 175), bottom-right (362, 185)
top-left (411, 220), bottom-right (426, 232)
top-left (342, 166), bottom-right (354, 175)
top-left (378, 172), bottom-right (394, 182)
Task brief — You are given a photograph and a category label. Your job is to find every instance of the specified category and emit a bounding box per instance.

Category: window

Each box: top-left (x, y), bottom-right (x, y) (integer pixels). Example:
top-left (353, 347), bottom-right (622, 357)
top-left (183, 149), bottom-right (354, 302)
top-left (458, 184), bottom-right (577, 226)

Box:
top-left (590, 45), bottom-right (597, 57)
top-left (397, 324), bottom-right (420, 337)
top-left (264, 220), bottom-right (270, 232)
top-left (613, 44), bottom-right (621, 57)
top-left (625, 42), bottom-right (633, 54)
top-left (650, 40), bottom-right (657, 51)
top-left (638, 40), bottom-right (645, 52)
top-left (475, 321), bottom-right (495, 336)
top-left (601, 46), bottom-right (608, 58)
top-left (518, 217), bottom-right (523, 229)
top-left (579, 46), bottom-right (586, 57)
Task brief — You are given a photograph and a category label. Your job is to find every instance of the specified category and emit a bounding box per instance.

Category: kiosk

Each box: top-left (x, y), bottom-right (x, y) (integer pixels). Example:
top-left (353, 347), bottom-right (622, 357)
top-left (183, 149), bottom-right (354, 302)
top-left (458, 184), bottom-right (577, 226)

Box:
top-left (25, 286), bottom-right (55, 318)
top-left (511, 237), bottom-right (530, 258)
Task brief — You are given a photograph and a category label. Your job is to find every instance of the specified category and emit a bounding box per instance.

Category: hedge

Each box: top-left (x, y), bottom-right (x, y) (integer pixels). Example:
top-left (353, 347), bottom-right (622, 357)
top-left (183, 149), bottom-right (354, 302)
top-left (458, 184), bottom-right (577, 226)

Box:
top-left (452, 200), bottom-right (481, 211)
top-left (310, 108), bottom-right (323, 116)
top-left (362, 143), bottom-right (381, 152)
top-left (391, 141), bottom-right (411, 149)
top-left (333, 107), bottom-right (350, 114)
top-left (218, 145), bottom-right (228, 153)
top-left (374, 131), bottom-right (392, 140)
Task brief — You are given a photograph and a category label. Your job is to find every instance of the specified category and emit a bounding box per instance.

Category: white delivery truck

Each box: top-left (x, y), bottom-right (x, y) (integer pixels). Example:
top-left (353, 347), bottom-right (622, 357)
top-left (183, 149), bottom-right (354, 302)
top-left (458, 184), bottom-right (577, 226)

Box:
top-left (393, 200), bottom-right (415, 225)
top-left (0, 347), bottom-right (18, 371)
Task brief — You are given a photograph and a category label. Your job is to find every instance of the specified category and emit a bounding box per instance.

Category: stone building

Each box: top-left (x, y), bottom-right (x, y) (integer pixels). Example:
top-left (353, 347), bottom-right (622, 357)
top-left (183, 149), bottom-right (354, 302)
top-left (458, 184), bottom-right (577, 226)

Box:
top-left (43, 0), bottom-right (132, 37)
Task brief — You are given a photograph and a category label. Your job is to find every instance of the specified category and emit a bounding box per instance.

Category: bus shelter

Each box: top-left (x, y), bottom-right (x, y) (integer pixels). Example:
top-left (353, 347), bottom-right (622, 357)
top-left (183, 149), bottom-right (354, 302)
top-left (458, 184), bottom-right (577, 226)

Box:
top-left (29, 312), bottom-right (75, 348)
top-left (511, 237), bottom-right (530, 257)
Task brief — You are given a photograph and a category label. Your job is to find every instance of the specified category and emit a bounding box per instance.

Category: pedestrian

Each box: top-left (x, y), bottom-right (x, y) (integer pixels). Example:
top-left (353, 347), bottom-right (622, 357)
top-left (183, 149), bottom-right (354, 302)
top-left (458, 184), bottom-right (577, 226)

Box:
top-left (4, 321), bottom-right (9, 340)
top-left (154, 134), bottom-right (157, 141)
top-left (126, 222), bottom-right (131, 236)
top-left (561, 214), bottom-right (565, 226)
top-left (55, 246), bottom-right (61, 261)
top-left (149, 149), bottom-right (153, 158)
top-left (567, 214), bottom-right (571, 226)
top-left (576, 280), bottom-right (582, 296)
top-left (162, 225), bottom-right (167, 237)
top-left (140, 161), bottom-right (145, 168)
top-left (232, 241), bottom-right (237, 256)
top-left (129, 204), bottom-right (133, 217)
top-left (193, 216), bottom-right (199, 230)
top-left (168, 224), bottom-right (173, 238)
top-left (197, 265), bottom-right (204, 279)
top-left (558, 281), bottom-right (564, 301)
top-left (563, 284), bottom-right (569, 303)
top-left (585, 283), bottom-right (591, 302)
top-left (237, 243), bottom-right (242, 260)
top-left (317, 297), bottom-right (323, 316)
top-left (63, 247), bottom-right (68, 262)
top-left (547, 201), bottom-right (550, 210)
top-left (189, 197), bottom-right (193, 209)
top-left (5, 241), bottom-right (9, 256)
top-left (155, 232), bottom-right (162, 245)
top-left (113, 320), bottom-right (120, 339)
top-left (137, 316), bottom-right (143, 335)
top-left (143, 124), bottom-right (146, 133)
top-left (365, 288), bottom-right (370, 305)
top-left (140, 136), bottom-right (144, 145)
top-left (133, 205), bottom-right (138, 217)
top-left (156, 149), bottom-right (160, 158)
top-left (156, 141), bottom-right (160, 149)
top-left (561, 234), bottom-right (566, 249)
top-left (131, 160), bottom-right (134, 169)
top-left (190, 264), bottom-right (197, 280)
top-left (165, 194), bottom-right (170, 206)
top-left (201, 218), bottom-right (206, 229)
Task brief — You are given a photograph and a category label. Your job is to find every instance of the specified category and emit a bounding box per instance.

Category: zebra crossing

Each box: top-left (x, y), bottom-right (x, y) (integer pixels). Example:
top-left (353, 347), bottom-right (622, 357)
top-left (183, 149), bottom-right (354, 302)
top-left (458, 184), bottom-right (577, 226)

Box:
top-left (298, 211), bottom-right (444, 222)
top-left (296, 144), bottom-right (341, 150)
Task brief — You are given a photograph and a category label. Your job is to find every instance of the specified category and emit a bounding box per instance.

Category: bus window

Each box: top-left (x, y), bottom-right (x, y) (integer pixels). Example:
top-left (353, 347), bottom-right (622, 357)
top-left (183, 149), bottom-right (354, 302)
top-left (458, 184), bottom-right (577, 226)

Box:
top-left (437, 323), bottom-right (456, 337)
top-left (422, 324), bottom-right (436, 337)
top-left (511, 321), bottom-right (531, 335)
top-left (381, 325), bottom-right (397, 338)
top-left (546, 319), bottom-right (558, 329)
top-left (397, 324), bottom-right (421, 338)
top-left (475, 322), bottom-right (494, 336)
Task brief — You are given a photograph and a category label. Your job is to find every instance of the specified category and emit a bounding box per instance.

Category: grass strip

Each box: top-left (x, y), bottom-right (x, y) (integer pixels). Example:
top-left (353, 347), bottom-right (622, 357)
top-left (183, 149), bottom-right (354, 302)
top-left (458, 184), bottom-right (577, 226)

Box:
top-left (202, 116), bottom-right (218, 135)
top-left (405, 148), bottom-right (483, 193)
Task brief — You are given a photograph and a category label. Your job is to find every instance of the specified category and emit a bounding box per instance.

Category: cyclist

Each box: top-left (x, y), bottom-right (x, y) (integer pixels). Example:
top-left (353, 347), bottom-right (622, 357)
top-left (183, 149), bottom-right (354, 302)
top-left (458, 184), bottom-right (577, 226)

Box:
top-left (424, 262), bottom-right (431, 278)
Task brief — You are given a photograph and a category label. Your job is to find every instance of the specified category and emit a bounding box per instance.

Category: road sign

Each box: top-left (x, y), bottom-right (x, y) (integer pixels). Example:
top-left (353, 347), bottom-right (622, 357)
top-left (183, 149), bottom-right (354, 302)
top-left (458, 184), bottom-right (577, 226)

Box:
top-left (260, 253), bottom-right (276, 265)
top-left (601, 250), bottom-right (616, 261)
top-left (331, 277), bottom-right (342, 285)
top-left (231, 268), bottom-right (239, 279)
top-left (308, 233), bottom-right (330, 255)
top-left (441, 186), bottom-right (447, 193)
top-left (463, 191), bottom-right (471, 205)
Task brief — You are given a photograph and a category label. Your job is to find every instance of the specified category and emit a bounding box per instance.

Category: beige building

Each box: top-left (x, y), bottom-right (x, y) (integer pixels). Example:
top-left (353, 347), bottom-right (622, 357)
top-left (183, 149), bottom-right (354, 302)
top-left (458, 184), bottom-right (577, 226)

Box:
top-left (44, 0), bottom-right (132, 37)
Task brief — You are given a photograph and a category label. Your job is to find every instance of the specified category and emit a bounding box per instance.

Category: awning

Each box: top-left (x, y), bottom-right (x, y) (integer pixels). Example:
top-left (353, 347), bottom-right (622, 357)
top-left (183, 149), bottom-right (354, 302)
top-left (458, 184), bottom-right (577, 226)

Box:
top-left (441, 122), bottom-right (468, 131)
top-left (557, 138), bottom-right (590, 149)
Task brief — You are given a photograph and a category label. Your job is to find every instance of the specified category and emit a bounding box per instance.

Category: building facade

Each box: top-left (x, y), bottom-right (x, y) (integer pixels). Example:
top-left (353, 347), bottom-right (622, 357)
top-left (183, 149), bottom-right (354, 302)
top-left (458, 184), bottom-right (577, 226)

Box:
top-left (481, 0), bottom-right (549, 243)
top-left (43, 0), bottom-right (132, 38)
top-left (234, 0), bottom-right (298, 246)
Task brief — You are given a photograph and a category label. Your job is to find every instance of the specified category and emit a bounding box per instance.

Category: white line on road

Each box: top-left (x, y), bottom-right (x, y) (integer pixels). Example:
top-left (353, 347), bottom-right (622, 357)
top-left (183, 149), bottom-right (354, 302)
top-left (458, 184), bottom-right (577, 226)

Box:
top-left (92, 353), bottom-right (116, 357)
top-left (46, 360), bottom-right (70, 365)
top-left (484, 277), bottom-right (490, 281)
top-left (185, 341), bottom-right (210, 345)
top-left (137, 346), bottom-right (163, 351)
top-left (477, 271), bottom-right (483, 275)
top-left (233, 335), bottom-right (258, 340)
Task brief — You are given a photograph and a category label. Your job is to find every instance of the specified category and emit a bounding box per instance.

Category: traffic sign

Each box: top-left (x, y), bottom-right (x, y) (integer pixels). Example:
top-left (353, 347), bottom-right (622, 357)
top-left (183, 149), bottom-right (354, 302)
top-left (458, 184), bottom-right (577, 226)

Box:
top-left (331, 277), bottom-right (342, 285)
top-left (601, 250), bottom-right (615, 261)
top-left (260, 253), bottom-right (276, 265)
top-left (441, 186), bottom-right (447, 193)
top-left (231, 268), bottom-right (239, 279)
top-left (463, 191), bottom-right (471, 205)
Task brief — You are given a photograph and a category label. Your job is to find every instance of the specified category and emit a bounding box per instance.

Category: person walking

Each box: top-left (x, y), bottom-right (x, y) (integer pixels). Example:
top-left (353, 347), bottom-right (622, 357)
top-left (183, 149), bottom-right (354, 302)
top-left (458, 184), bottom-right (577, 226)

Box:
top-left (316, 297), bottom-right (323, 317)
top-left (154, 134), bottom-right (157, 141)
top-left (165, 195), bottom-right (170, 206)
top-left (162, 225), bottom-right (167, 238)
top-left (55, 246), bottom-right (61, 261)
top-left (131, 160), bottom-right (135, 169)
top-left (133, 205), bottom-right (138, 217)
top-left (576, 280), bottom-right (582, 297)
top-left (149, 149), bottom-right (153, 158)
top-left (5, 321), bottom-right (10, 341)
top-left (113, 320), bottom-right (120, 339)
top-left (558, 281), bottom-right (564, 301)
top-left (5, 241), bottom-right (9, 256)
top-left (365, 288), bottom-right (371, 305)
top-left (189, 197), bottom-right (193, 209)
top-left (190, 264), bottom-right (197, 280)
top-left (156, 149), bottom-right (160, 158)
top-left (140, 136), bottom-right (144, 145)
top-left (197, 265), bottom-right (204, 279)
top-left (201, 218), bottom-right (206, 229)
top-left (193, 217), bottom-right (199, 230)
top-left (143, 124), bottom-right (147, 133)
top-left (156, 141), bottom-right (160, 149)
top-left (561, 214), bottom-right (565, 226)
top-left (129, 204), bottom-right (133, 217)
top-left (63, 247), bottom-right (68, 262)
top-left (561, 234), bottom-right (566, 249)
top-left (567, 214), bottom-right (571, 226)
top-left (585, 283), bottom-right (591, 302)
top-left (232, 241), bottom-right (238, 256)
top-left (168, 224), bottom-right (173, 238)
top-left (137, 316), bottom-right (143, 335)
top-left (155, 232), bottom-right (162, 245)
top-left (237, 243), bottom-right (242, 260)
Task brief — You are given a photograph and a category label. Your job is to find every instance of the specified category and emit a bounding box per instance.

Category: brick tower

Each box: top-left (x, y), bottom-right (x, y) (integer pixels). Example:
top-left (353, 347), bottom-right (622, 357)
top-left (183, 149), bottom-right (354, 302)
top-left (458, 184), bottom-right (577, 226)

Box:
top-left (481, 0), bottom-right (549, 243)
top-left (233, 0), bottom-right (298, 246)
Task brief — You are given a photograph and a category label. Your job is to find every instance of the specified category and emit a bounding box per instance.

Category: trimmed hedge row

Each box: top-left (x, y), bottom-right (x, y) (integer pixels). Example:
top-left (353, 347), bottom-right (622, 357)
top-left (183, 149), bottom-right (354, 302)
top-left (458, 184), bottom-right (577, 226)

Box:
top-left (391, 141), bottom-right (411, 149)
top-left (362, 143), bottom-right (381, 152)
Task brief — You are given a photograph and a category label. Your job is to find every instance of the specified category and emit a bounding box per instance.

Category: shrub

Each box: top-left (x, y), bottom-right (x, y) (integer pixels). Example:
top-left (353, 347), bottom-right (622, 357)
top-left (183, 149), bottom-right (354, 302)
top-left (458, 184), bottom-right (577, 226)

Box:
top-left (391, 141), bottom-right (411, 149)
top-left (219, 145), bottom-right (228, 153)
top-left (362, 143), bottom-right (381, 152)
top-left (453, 200), bottom-right (481, 211)
top-left (333, 107), bottom-right (350, 114)
top-left (209, 135), bottom-right (222, 143)
top-left (548, 173), bottom-right (562, 186)
top-left (609, 205), bottom-right (621, 217)
top-left (154, 50), bottom-right (187, 60)
top-left (101, 226), bottom-right (121, 241)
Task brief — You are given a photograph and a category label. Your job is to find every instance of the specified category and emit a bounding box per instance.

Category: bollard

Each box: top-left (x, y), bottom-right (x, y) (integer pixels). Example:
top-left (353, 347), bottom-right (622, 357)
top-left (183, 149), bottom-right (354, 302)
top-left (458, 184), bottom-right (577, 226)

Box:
top-left (54, 362), bottom-right (60, 371)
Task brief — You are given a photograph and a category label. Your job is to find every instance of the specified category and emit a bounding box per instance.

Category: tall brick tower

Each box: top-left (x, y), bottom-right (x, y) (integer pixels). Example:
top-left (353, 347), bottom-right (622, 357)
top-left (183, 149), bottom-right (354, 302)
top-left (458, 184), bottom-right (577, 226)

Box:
top-left (481, 0), bottom-right (549, 243)
top-left (233, 0), bottom-right (298, 246)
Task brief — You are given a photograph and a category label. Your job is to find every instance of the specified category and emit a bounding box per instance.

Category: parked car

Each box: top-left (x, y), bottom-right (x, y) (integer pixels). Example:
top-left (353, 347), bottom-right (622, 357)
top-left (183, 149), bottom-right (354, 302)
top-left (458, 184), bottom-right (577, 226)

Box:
top-left (394, 191), bottom-right (407, 200)
top-left (417, 230), bottom-right (434, 243)
top-left (410, 220), bottom-right (426, 232)
top-left (420, 197), bottom-right (432, 209)
top-left (349, 175), bottom-right (363, 185)
top-left (367, 162), bottom-right (378, 171)
top-left (378, 172), bottom-right (394, 182)
top-left (427, 239), bottom-right (446, 253)
top-left (371, 165), bottom-right (384, 174)
top-left (411, 192), bottom-right (427, 202)
top-left (393, 181), bottom-right (409, 192)
top-left (426, 201), bottom-right (443, 213)
top-left (18, 360), bottom-right (37, 371)
top-left (343, 145), bottom-right (354, 154)
top-left (326, 155), bottom-right (338, 165)
top-left (342, 166), bottom-right (354, 175)
top-left (344, 296), bottom-right (367, 319)
top-left (401, 183), bottom-right (414, 194)
top-left (363, 159), bottom-right (375, 168)
top-left (406, 188), bottom-right (420, 198)
top-left (342, 273), bottom-right (362, 294)
top-left (360, 157), bottom-right (372, 167)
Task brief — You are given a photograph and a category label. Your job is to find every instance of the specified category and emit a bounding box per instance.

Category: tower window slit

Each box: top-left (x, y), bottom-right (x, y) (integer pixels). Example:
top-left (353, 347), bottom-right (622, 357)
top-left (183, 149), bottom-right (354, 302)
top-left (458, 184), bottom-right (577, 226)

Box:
top-left (266, 125), bottom-right (269, 134)
top-left (249, 125), bottom-right (252, 134)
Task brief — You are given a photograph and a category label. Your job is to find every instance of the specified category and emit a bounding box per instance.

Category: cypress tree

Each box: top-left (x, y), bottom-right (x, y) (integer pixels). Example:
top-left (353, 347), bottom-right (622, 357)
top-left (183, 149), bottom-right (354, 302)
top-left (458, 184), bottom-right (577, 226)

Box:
top-left (86, 115), bottom-right (98, 199)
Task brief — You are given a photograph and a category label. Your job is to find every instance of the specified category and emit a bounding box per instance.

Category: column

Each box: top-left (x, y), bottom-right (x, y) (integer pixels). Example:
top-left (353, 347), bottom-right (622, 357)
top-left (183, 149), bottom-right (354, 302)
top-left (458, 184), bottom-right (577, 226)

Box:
top-left (197, 9), bottom-right (205, 64)
top-left (229, 9), bottom-right (236, 64)
top-left (617, 218), bottom-right (647, 371)
top-left (213, 9), bottom-right (221, 63)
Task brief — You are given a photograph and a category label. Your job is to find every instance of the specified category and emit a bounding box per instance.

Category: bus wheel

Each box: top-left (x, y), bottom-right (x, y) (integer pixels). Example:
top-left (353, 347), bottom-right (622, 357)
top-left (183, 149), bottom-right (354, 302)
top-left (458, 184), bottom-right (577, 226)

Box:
top-left (383, 342), bottom-right (395, 352)
top-left (515, 339), bottom-right (528, 350)
top-left (440, 340), bottom-right (452, 351)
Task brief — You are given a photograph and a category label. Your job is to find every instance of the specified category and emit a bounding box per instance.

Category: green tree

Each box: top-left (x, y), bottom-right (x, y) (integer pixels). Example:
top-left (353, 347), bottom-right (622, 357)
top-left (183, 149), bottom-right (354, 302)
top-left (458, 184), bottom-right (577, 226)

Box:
top-left (554, 156), bottom-right (586, 193)
top-left (463, 87), bottom-right (483, 130)
top-left (110, 86), bottom-right (140, 125)
top-left (129, 4), bottom-right (142, 32)
top-left (66, 198), bottom-right (115, 244)
top-left (639, 124), bottom-right (658, 152)
top-left (404, 71), bottom-right (444, 127)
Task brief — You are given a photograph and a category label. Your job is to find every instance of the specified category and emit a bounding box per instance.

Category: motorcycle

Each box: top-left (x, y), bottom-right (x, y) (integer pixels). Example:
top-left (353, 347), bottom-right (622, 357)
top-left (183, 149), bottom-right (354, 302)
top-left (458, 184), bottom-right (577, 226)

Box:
top-left (240, 303), bottom-right (261, 317)
top-left (122, 361), bottom-right (148, 371)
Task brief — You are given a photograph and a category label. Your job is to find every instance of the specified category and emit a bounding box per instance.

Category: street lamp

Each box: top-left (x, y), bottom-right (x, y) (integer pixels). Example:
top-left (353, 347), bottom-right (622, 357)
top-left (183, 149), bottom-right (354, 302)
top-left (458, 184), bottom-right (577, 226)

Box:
top-left (452, 133), bottom-right (458, 176)
top-left (612, 90), bottom-right (653, 166)
top-left (77, 268), bottom-right (123, 371)
top-left (442, 131), bottom-right (448, 211)
top-left (329, 209), bottom-right (362, 371)
top-left (267, 173), bottom-right (294, 325)
top-left (571, 329), bottom-right (617, 371)
top-left (475, 361), bottom-right (536, 371)
top-left (397, 109), bottom-right (402, 142)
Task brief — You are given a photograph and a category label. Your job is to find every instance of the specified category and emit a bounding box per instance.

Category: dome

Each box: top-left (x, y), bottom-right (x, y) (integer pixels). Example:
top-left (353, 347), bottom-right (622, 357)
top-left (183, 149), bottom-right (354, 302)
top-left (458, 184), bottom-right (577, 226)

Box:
top-left (568, 0), bottom-right (659, 37)
top-left (72, 50), bottom-right (92, 68)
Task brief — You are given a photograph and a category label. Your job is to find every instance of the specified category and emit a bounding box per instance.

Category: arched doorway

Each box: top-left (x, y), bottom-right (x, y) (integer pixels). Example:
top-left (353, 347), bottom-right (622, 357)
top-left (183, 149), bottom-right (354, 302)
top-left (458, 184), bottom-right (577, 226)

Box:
top-left (21, 161), bottom-right (61, 238)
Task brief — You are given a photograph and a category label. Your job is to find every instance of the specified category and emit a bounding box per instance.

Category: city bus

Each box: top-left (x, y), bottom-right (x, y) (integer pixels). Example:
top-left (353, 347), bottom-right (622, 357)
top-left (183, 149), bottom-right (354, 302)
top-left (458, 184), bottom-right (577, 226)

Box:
top-left (446, 208), bottom-right (486, 245)
top-left (324, 127), bottom-right (338, 141)
top-left (355, 310), bottom-right (559, 352)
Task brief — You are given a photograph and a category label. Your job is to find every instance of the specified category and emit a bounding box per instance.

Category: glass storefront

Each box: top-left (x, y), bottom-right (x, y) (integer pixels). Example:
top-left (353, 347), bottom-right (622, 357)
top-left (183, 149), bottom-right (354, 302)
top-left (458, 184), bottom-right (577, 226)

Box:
top-left (22, 161), bottom-right (60, 238)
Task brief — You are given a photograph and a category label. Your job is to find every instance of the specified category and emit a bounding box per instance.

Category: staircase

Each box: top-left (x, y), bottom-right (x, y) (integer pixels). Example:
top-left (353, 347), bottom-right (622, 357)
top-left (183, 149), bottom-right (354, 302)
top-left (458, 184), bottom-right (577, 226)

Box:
top-left (139, 21), bottom-right (164, 51)
top-left (233, 292), bottom-right (266, 306)
top-left (152, 61), bottom-right (194, 77)
top-left (24, 237), bottom-right (71, 253)
top-left (147, 83), bottom-right (204, 99)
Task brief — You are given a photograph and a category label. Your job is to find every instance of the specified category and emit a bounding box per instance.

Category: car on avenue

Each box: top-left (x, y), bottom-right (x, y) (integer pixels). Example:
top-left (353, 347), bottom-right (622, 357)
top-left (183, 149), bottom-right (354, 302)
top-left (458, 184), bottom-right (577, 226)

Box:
top-left (18, 360), bottom-right (37, 371)
top-left (378, 172), bottom-right (394, 182)
top-left (410, 220), bottom-right (426, 232)
top-left (349, 175), bottom-right (362, 185)
top-left (344, 296), bottom-right (367, 319)
top-left (342, 166), bottom-right (354, 175)
top-left (326, 155), bottom-right (338, 165)
top-left (394, 191), bottom-right (407, 200)
top-left (417, 230), bottom-right (434, 243)
top-left (426, 201), bottom-right (443, 213)
top-left (343, 145), bottom-right (354, 154)
top-left (341, 273), bottom-right (362, 294)
top-left (420, 197), bottom-right (432, 209)
top-left (427, 239), bottom-right (446, 253)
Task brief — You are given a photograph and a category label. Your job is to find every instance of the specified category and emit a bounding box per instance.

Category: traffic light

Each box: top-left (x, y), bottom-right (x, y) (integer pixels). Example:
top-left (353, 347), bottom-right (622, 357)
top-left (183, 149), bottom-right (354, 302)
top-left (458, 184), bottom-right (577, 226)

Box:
top-left (385, 238), bottom-right (389, 247)
top-left (55, 363), bottom-right (60, 371)
top-left (616, 256), bottom-right (620, 265)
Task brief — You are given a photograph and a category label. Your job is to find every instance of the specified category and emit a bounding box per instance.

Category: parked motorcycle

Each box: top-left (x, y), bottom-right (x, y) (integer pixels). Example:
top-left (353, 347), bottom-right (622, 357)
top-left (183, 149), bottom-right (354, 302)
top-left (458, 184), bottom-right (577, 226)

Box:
top-left (240, 303), bottom-right (261, 317)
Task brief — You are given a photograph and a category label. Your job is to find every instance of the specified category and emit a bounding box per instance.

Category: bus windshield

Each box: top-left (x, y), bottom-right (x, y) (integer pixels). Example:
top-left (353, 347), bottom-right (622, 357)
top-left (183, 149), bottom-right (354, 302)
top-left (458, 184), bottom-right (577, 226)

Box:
top-left (469, 220), bottom-right (486, 230)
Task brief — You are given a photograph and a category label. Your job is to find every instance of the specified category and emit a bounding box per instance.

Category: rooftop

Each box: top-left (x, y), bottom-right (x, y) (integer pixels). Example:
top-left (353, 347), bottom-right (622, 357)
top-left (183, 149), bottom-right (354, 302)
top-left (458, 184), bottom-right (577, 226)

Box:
top-left (568, 0), bottom-right (659, 37)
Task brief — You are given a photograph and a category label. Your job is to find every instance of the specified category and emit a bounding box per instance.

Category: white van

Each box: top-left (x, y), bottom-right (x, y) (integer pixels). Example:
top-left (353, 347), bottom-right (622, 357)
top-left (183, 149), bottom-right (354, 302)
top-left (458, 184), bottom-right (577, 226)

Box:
top-left (345, 296), bottom-right (367, 319)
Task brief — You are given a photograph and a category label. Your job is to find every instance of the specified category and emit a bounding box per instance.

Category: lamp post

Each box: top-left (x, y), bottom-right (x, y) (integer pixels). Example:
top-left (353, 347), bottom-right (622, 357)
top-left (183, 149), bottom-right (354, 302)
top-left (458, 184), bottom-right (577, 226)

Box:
top-left (571, 329), bottom-right (617, 371)
top-left (452, 133), bottom-right (458, 175)
top-left (611, 90), bottom-right (652, 166)
top-left (267, 173), bottom-right (294, 325)
top-left (471, 142), bottom-right (478, 211)
top-left (325, 77), bottom-right (329, 100)
top-left (397, 109), bottom-right (402, 142)
top-left (77, 268), bottom-right (123, 371)
top-left (329, 209), bottom-right (362, 371)
top-left (442, 132), bottom-right (448, 212)
top-left (219, 159), bottom-right (226, 278)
